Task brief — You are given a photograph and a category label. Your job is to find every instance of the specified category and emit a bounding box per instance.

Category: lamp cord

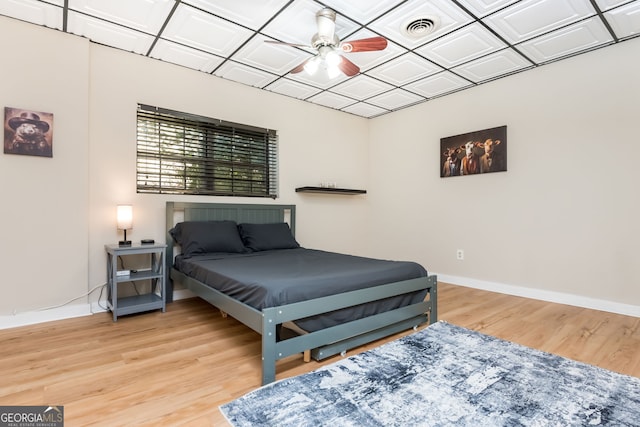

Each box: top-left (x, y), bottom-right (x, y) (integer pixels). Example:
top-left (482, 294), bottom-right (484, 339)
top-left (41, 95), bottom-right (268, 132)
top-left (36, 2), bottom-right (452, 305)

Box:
top-left (117, 255), bottom-right (142, 295)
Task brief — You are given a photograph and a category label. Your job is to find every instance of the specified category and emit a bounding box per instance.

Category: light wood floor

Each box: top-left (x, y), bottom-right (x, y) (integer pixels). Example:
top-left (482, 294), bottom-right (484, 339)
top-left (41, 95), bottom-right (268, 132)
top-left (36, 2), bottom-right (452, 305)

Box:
top-left (1, 283), bottom-right (638, 426)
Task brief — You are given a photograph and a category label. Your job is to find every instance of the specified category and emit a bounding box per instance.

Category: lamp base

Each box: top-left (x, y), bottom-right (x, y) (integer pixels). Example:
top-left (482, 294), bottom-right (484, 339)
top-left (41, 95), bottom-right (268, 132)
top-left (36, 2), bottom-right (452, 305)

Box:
top-left (118, 240), bottom-right (132, 247)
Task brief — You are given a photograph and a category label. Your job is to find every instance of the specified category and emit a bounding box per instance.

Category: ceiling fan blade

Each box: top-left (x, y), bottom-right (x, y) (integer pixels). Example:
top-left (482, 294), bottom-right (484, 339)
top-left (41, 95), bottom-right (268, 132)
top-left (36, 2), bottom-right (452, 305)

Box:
top-left (264, 40), bottom-right (311, 49)
top-left (338, 56), bottom-right (360, 77)
top-left (340, 36), bottom-right (388, 53)
top-left (290, 58), bottom-right (310, 74)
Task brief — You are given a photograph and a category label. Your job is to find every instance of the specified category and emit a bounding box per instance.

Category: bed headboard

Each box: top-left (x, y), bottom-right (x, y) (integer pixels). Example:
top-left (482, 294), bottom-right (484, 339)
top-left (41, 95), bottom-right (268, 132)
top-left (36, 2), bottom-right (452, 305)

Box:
top-left (165, 201), bottom-right (296, 302)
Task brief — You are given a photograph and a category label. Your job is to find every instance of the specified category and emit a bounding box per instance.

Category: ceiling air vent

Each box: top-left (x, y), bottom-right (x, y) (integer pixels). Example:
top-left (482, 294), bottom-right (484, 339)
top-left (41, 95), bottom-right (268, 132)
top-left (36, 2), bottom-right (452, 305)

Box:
top-left (402, 16), bottom-right (440, 39)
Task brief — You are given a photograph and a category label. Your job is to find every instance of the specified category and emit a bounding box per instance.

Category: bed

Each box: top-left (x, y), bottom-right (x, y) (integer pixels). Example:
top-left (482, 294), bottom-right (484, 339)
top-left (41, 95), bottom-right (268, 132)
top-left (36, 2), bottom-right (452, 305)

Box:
top-left (165, 201), bottom-right (437, 385)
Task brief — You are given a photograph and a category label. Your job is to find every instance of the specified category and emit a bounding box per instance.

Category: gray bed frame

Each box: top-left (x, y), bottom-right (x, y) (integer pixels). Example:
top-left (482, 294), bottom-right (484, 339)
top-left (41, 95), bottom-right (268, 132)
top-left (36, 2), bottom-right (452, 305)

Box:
top-left (166, 201), bottom-right (437, 385)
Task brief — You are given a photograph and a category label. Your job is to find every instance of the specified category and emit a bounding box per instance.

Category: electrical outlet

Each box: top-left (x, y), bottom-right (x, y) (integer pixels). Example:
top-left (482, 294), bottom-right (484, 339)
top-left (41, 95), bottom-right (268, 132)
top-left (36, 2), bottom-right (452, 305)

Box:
top-left (456, 249), bottom-right (464, 260)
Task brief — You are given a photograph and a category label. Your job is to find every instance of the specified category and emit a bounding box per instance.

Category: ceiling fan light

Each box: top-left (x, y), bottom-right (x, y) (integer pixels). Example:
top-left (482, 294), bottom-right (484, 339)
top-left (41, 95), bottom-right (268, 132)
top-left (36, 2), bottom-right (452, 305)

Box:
top-left (304, 57), bottom-right (320, 75)
top-left (325, 50), bottom-right (341, 67)
top-left (327, 63), bottom-right (341, 79)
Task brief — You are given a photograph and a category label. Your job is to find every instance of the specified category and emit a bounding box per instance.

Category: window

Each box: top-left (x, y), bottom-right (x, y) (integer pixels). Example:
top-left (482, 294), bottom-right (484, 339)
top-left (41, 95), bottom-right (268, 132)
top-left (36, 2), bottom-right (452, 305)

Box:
top-left (136, 104), bottom-right (278, 198)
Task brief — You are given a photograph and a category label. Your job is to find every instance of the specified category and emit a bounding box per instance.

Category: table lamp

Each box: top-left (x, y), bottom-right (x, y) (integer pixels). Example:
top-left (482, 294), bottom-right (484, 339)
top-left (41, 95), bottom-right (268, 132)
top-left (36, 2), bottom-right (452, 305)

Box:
top-left (117, 204), bottom-right (133, 247)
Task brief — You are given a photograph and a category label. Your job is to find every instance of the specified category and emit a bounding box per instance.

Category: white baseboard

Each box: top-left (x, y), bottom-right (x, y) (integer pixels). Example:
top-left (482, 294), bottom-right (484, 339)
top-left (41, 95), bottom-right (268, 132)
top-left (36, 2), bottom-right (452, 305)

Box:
top-left (0, 304), bottom-right (94, 330)
top-left (436, 273), bottom-right (640, 318)
top-left (0, 289), bottom-right (197, 330)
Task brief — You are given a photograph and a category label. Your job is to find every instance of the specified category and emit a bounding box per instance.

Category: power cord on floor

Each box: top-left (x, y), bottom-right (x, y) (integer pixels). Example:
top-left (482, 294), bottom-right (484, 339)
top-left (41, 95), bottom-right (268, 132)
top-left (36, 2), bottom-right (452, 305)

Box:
top-left (11, 282), bottom-right (109, 315)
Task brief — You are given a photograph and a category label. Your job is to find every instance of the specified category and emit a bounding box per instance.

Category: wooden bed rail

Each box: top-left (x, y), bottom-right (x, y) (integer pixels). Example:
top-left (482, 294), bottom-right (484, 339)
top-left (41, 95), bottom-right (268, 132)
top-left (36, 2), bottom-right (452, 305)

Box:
top-left (261, 275), bottom-right (437, 384)
top-left (173, 268), bottom-right (436, 384)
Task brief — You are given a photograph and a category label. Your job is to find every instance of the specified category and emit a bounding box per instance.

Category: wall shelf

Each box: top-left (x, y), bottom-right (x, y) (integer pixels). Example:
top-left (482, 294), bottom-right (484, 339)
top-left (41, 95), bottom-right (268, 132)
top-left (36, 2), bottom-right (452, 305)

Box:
top-left (295, 186), bottom-right (367, 195)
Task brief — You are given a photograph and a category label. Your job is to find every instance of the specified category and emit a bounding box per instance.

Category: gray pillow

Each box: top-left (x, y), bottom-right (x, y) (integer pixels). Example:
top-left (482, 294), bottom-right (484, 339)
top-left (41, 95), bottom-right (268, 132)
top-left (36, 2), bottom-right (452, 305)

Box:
top-left (170, 220), bottom-right (246, 256)
top-left (238, 222), bottom-right (300, 251)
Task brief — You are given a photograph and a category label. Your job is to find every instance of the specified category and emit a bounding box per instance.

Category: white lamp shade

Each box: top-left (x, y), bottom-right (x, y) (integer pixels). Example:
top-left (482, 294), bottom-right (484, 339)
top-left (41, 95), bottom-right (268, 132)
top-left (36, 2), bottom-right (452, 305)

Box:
top-left (327, 63), bottom-right (341, 79)
top-left (304, 57), bottom-right (319, 75)
top-left (325, 50), bottom-right (340, 67)
top-left (116, 205), bottom-right (133, 230)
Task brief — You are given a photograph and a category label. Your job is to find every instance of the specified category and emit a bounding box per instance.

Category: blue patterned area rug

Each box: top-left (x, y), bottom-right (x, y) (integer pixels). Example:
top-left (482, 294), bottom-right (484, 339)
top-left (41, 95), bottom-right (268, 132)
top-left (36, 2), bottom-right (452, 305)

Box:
top-left (220, 321), bottom-right (640, 426)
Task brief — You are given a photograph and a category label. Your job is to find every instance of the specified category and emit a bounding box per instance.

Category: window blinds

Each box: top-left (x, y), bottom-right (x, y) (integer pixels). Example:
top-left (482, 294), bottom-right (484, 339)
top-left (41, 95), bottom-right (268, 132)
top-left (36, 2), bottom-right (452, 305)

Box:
top-left (136, 104), bottom-right (278, 198)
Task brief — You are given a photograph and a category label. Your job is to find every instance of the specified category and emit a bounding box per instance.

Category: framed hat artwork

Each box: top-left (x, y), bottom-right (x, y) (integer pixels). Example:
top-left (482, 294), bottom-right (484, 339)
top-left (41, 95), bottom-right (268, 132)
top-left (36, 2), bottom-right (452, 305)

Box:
top-left (4, 107), bottom-right (54, 157)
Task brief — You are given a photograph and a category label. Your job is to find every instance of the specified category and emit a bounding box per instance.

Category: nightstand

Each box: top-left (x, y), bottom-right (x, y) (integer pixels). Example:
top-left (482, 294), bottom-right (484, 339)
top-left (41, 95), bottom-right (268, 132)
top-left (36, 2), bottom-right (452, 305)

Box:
top-left (105, 243), bottom-right (167, 321)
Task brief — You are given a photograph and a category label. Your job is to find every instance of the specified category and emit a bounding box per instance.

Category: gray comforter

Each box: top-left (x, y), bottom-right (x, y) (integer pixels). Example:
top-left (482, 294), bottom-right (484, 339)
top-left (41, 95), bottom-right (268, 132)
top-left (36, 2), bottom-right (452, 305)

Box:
top-left (175, 248), bottom-right (428, 332)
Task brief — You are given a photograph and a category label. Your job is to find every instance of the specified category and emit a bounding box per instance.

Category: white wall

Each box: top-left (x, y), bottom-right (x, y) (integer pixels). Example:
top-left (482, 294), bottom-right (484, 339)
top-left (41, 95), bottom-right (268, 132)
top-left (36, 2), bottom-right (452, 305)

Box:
top-left (368, 37), bottom-right (640, 313)
top-left (0, 19), bottom-right (90, 316)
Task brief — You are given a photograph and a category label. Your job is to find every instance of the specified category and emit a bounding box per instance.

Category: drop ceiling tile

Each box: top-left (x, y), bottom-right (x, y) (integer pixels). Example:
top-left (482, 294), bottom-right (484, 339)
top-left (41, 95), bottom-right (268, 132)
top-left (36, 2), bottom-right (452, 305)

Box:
top-left (342, 29), bottom-right (407, 72)
top-left (68, 0), bottom-right (173, 34)
top-left (186, 0), bottom-right (290, 30)
top-left (163, 4), bottom-right (252, 56)
top-left (67, 11), bottom-right (154, 54)
top-left (456, 0), bottom-right (520, 17)
top-left (0, 0), bottom-right (63, 29)
top-left (149, 39), bottom-right (224, 73)
top-left (516, 17), bottom-right (613, 63)
top-left (595, 0), bottom-right (633, 11)
top-left (214, 61), bottom-right (279, 88)
top-left (341, 102), bottom-right (388, 118)
top-left (416, 22), bottom-right (507, 68)
top-left (484, 0), bottom-right (596, 43)
top-left (404, 71), bottom-right (472, 98)
top-left (330, 75), bottom-right (395, 100)
top-left (604, 1), bottom-right (640, 39)
top-left (308, 91), bottom-right (356, 109)
top-left (368, 0), bottom-right (473, 49)
top-left (367, 53), bottom-right (443, 86)
top-left (261, 0), bottom-right (359, 46)
top-left (452, 48), bottom-right (532, 82)
top-left (231, 34), bottom-right (313, 75)
top-left (366, 89), bottom-right (425, 110)
top-left (265, 78), bottom-right (322, 99)
top-left (321, 0), bottom-right (400, 24)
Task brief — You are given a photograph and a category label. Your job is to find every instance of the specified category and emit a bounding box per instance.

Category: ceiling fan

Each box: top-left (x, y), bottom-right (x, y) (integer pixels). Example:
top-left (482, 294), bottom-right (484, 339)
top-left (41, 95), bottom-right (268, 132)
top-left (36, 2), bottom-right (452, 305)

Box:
top-left (266, 8), bottom-right (388, 78)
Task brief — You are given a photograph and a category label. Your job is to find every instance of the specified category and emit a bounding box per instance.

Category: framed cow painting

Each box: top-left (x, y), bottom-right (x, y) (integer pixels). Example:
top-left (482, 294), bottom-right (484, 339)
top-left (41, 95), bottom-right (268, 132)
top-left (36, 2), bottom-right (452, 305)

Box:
top-left (440, 125), bottom-right (507, 178)
top-left (4, 107), bottom-right (54, 158)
